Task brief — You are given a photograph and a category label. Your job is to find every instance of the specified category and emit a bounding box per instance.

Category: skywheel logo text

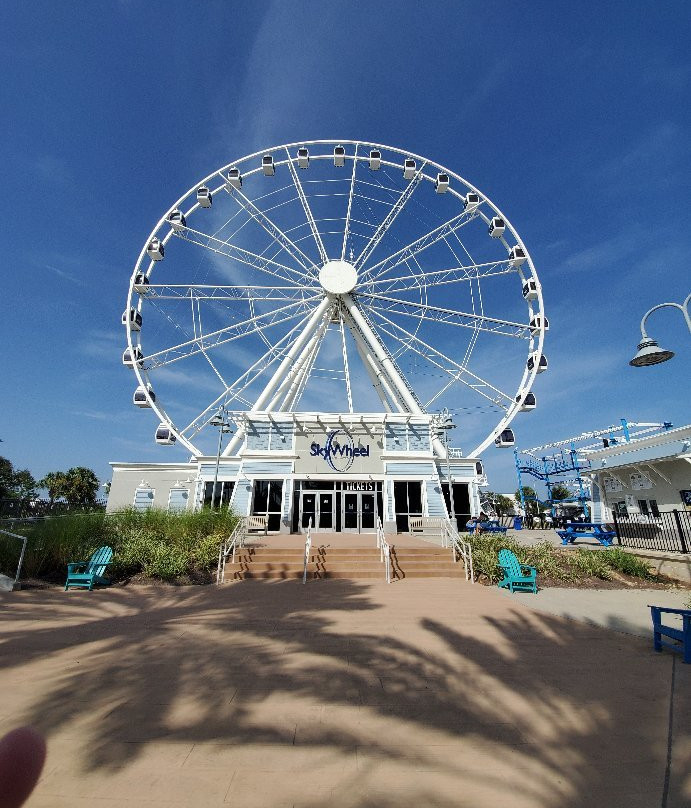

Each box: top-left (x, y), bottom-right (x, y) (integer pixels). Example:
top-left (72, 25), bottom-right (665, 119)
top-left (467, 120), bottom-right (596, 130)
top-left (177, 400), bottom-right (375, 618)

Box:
top-left (310, 430), bottom-right (370, 472)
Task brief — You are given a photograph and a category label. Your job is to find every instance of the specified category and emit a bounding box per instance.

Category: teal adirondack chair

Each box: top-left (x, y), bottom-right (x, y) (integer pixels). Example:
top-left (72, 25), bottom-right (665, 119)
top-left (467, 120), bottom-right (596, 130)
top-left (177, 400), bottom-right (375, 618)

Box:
top-left (65, 546), bottom-right (113, 591)
top-left (497, 548), bottom-right (537, 593)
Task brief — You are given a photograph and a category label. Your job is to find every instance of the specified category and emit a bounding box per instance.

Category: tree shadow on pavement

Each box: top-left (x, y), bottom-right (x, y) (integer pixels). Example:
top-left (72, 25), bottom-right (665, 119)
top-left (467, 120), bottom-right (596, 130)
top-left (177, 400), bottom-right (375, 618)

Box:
top-left (0, 579), bottom-right (688, 807)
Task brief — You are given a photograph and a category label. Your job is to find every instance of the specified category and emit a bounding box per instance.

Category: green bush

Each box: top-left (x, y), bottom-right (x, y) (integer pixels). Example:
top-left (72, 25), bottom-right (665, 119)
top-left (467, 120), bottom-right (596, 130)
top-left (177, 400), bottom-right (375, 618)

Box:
top-left (3, 507), bottom-right (238, 583)
top-left (598, 547), bottom-right (655, 580)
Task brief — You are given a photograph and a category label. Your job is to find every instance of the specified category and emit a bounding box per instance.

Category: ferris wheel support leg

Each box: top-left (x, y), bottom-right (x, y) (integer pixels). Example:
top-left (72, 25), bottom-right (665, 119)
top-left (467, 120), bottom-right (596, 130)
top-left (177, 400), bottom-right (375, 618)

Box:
top-left (343, 294), bottom-right (423, 415)
top-left (281, 334), bottom-right (322, 411)
top-left (271, 321), bottom-right (327, 411)
top-left (353, 339), bottom-right (403, 413)
top-left (252, 298), bottom-right (330, 412)
top-left (221, 298), bottom-right (331, 457)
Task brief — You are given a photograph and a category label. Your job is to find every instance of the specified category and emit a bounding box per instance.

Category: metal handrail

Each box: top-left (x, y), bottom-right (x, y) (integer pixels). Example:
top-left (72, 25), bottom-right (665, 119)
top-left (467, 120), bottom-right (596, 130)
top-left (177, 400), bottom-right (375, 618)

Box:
top-left (376, 518), bottom-right (392, 583)
top-left (0, 529), bottom-right (29, 589)
top-left (302, 519), bottom-right (312, 584)
top-left (444, 520), bottom-right (475, 583)
top-left (216, 517), bottom-right (246, 584)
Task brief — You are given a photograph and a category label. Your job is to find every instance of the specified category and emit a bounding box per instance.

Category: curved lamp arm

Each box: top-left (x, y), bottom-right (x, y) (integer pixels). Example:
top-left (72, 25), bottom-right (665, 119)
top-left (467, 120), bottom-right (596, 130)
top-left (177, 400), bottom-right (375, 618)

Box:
top-left (640, 292), bottom-right (691, 339)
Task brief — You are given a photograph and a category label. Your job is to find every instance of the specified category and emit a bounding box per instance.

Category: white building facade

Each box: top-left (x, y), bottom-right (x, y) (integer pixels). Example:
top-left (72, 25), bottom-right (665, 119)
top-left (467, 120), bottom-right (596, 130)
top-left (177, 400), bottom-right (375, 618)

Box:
top-left (108, 413), bottom-right (486, 534)
top-left (583, 424), bottom-right (691, 522)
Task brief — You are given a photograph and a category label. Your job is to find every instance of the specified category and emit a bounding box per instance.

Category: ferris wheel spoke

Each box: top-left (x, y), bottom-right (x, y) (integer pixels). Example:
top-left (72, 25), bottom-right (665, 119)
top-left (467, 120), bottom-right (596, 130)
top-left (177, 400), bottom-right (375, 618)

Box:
top-left (144, 295), bottom-right (322, 369)
top-left (360, 292), bottom-right (529, 338)
top-left (368, 308), bottom-right (512, 409)
top-left (357, 210), bottom-right (476, 284)
top-left (363, 259), bottom-right (514, 294)
top-left (354, 162), bottom-right (426, 271)
top-left (284, 149), bottom-right (328, 265)
top-left (223, 180), bottom-right (320, 277)
top-left (173, 225), bottom-right (310, 287)
top-left (341, 145), bottom-right (359, 261)
top-left (180, 312), bottom-right (316, 438)
top-left (143, 283), bottom-right (317, 302)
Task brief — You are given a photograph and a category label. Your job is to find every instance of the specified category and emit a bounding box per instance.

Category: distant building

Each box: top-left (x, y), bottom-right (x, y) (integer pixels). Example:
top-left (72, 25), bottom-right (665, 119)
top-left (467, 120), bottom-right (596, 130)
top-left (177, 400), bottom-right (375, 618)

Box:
top-left (583, 424), bottom-right (691, 521)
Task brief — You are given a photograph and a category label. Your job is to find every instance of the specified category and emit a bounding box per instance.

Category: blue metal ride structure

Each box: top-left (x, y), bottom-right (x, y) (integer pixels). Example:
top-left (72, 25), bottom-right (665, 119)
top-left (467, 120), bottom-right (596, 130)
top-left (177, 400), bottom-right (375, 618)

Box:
top-left (514, 418), bottom-right (673, 519)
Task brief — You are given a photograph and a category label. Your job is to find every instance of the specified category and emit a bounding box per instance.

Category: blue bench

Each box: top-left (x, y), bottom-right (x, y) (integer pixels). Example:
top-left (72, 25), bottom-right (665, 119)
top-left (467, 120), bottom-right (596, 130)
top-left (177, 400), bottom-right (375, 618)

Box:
top-left (650, 606), bottom-right (691, 664)
top-left (556, 522), bottom-right (615, 546)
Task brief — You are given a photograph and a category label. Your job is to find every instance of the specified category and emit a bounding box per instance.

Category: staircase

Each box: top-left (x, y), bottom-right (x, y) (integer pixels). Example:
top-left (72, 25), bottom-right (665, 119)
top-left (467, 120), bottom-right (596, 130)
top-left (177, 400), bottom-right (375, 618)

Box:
top-left (223, 543), bottom-right (466, 581)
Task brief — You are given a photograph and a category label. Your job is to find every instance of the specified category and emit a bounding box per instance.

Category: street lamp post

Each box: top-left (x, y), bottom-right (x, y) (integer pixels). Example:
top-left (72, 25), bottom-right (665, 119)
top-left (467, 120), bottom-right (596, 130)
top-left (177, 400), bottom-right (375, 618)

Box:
top-left (629, 292), bottom-right (691, 367)
top-left (435, 409), bottom-right (457, 529)
top-left (209, 407), bottom-right (233, 509)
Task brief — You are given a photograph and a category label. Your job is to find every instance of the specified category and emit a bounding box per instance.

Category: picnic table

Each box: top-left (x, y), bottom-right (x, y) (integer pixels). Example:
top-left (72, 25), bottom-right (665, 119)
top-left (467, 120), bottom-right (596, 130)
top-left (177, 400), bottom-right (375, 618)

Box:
top-left (556, 522), bottom-right (616, 547)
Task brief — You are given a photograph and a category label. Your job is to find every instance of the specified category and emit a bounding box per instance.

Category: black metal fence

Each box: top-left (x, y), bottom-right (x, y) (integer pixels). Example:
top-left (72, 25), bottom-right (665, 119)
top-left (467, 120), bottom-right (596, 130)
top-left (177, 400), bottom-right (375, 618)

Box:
top-left (0, 498), bottom-right (107, 519)
top-left (612, 509), bottom-right (690, 554)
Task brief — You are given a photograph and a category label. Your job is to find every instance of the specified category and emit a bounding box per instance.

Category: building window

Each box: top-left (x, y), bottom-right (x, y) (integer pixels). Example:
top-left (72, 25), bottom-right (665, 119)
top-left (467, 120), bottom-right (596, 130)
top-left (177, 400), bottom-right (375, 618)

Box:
top-left (630, 473), bottom-right (652, 491)
top-left (133, 487), bottom-right (155, 512)
top-left (252, 480), bottom-right (284, 531)
top-left (393, 481), bottom-right (422, 532)
top-left (203, 481), bottom-right (234, 509)
top-left (604, 477), bottom-right (623, 493)
top-left (613, 501), bottom-right (628, 517)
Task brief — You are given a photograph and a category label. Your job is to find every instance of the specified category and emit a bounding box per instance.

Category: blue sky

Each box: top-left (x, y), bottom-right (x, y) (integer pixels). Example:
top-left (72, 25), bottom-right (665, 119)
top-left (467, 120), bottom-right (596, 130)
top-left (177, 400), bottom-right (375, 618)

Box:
top-left (1, 0), bottom-right (689, 495)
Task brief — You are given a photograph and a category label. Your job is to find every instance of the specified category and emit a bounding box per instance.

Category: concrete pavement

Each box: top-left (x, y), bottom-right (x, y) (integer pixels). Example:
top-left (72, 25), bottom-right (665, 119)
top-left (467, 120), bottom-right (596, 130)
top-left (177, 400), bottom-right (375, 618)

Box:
top-left (1, 578), bottom-right (689, 807)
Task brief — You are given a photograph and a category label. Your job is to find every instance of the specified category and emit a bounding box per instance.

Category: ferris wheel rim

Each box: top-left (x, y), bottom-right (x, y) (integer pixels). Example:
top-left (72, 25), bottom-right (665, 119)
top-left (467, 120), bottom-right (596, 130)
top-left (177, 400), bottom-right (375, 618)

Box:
top-left (125, 139), bottom-right (547, 457)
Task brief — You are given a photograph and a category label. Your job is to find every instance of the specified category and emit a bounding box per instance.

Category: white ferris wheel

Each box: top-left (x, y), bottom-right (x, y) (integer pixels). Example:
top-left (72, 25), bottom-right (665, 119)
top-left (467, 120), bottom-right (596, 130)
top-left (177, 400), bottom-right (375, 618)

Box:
top-left (123, 140), bottom-right (548, 458)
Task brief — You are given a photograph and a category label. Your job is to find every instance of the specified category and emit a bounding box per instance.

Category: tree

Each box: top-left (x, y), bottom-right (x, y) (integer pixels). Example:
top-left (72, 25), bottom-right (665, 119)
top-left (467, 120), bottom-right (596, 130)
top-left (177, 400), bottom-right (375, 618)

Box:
top-left (494, 494), bottom-right (515, 515)
top-left (550, 484), bottom-right (571, 501)
top-left (515, 486), bottom-right (539, 516)
top-left (0, 457), bottom-right (15, 499)
top-left (61, 467), bottom-right (100, 507)
top-left (0, 456), bottom-right (37, 500)
top-left (39, 471), bottom-right (67, 505)
top-left (12, 469), bottom-right (37, 500)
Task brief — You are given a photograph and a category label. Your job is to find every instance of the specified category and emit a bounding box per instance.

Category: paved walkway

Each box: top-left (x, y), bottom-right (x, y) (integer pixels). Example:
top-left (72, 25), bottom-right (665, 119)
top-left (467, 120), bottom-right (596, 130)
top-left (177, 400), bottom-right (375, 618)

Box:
top-left (2, 580), bottom-right (689, 807)
top-left (499, 586), bottom-right (689, 637)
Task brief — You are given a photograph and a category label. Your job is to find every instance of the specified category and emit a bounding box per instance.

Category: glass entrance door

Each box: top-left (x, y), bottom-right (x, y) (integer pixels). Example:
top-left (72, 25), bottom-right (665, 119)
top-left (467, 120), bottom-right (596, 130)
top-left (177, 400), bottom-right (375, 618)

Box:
top-left (343, 493), bottom-right (358, 530)
top-left (341, 492), bottom-right (377, 533)
top-left (301, 493), bottom-right (316, 529)
top-left (318, 493), bottom-right (334, 530)
top-left (360, 493), bottom-right (375, 531)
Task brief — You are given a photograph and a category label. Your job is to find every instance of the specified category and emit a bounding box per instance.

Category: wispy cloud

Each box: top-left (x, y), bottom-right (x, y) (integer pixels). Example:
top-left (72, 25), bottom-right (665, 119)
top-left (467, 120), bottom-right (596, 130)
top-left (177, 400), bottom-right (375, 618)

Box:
top-left (45, 263), bottom-right (80, 284)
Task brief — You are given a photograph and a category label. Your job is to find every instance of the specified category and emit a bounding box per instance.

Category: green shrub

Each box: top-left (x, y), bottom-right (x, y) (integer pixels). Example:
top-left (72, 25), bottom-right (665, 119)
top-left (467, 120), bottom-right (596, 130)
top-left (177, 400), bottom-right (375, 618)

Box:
top-left (570, 548), bottom-right (613, 580)
top-left (3, 507), bottom-right (238, 583)
top-left (598, 547), bottom-right (655, 580)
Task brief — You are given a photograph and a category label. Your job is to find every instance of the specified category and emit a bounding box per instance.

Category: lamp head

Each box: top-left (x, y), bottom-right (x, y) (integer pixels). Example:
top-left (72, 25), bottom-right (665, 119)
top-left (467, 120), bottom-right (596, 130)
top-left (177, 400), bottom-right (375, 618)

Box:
top-left (629, 338), bottom-right (675, 367)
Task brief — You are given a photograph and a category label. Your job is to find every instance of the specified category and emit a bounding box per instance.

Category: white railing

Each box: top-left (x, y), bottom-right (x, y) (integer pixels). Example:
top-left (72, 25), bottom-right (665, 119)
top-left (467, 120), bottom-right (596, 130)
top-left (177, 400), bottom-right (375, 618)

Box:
top-left (0, 529), bottom-right (29, 589)
top-left (302, 519), bottom-right (312, 584)
top-left (443, 520), bottom-right (475, 583)
top-left (216, 517), bottom-right (246, 584)
top-left (376, 518), bottom-right (392, 583)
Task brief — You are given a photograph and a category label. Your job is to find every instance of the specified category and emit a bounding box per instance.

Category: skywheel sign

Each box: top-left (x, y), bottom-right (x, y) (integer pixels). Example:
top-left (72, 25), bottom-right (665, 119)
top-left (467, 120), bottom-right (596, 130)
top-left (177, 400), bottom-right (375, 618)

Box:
top-left (310, 430), bottom-right (370, 472)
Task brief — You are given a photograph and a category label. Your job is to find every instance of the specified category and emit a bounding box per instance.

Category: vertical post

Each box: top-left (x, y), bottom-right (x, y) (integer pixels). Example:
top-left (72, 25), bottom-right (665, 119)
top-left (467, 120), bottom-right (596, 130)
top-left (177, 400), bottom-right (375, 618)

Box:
top-left (14, 535), bottom-right (28, 587)
top-left (445, 429), bottom-right (457, 530)
top-left (514, 449), bottom-right (526, 518)
top-left (212, 423), bottom-right (224, 509)
top-left (672, 509), bottom-right (689, 554)
top-left (612, 509), bottom-right (621, 546)
top-left (621, 418), bottom-right (631, 442)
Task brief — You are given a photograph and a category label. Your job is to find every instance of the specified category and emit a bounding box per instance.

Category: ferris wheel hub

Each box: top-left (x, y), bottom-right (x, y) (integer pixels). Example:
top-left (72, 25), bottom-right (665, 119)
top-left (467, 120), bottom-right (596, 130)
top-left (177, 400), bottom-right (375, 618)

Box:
top-left (319, 260), bottom-right (358, 295)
